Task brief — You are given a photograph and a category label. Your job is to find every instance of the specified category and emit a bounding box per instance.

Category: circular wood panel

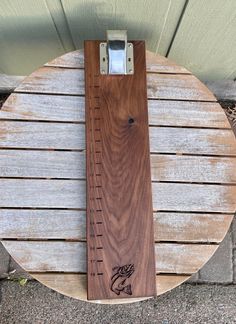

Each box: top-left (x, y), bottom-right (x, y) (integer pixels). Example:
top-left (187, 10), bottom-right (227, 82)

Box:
top-left (0, 50), bottom-right (236, 304)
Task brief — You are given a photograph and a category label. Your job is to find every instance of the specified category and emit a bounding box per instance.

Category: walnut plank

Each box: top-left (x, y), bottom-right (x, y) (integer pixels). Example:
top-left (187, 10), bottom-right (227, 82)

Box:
top-left (84, 41), bottom-right (156, 299)
top-left (0, 209), bottom-right (232, 243)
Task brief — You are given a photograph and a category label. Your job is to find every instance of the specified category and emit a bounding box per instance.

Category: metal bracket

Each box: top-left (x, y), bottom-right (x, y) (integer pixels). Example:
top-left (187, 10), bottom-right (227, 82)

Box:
top-left (100, 30), bottom-right (134, 75)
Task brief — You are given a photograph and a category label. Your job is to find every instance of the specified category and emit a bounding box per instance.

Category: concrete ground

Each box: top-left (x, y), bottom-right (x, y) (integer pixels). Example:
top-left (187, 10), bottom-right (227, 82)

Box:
top-left (0, 280), bottom-right (236, 324)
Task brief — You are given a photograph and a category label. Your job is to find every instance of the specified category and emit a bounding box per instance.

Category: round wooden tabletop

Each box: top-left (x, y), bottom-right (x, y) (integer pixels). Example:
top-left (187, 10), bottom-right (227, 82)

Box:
top-left (0, 50), bottom-right (236, 304)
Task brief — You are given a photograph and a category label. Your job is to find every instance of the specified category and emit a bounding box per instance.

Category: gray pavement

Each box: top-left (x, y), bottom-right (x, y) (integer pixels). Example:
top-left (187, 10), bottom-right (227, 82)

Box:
top-left (0, 280), bottom-right (236, 324)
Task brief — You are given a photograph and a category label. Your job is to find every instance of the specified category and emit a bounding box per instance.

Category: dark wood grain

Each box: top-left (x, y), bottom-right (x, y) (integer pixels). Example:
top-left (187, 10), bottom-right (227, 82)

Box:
top-left (85, 41), bottom-right (156, 300)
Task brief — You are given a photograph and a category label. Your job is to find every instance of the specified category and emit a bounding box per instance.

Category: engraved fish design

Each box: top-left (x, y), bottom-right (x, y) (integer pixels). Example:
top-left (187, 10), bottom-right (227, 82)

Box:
top-left (110, 264), bottom-right (135, 295)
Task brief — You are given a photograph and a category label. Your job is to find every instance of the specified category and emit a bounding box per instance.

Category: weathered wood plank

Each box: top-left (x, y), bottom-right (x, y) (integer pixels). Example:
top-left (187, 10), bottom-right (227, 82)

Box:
top-left (15, 67), bottom-right (216, 101)
top-left (32, 273), bottom-right (190, 302)
top-left (0, 179), bottom-right (235, 212)
top-left (2, 241), bottom-right (217, 274)
top-left (45, 50), bottom-right (190, 74)
top-left (1, 93), bottom-right (229, 129)
top-left (0, 209), bottom-right (232, 243)
top-left (148, 100), bottom-right (229, 128)
top-left (1, 93), bottom-right (85, 122)
top-left (154, 213), bottom-right (233, 243)
top-left (45, 50), bottom-right (85, 69)
top-left (1, 150), bottom-right (236, 184)
top-left (149, 127), bottom-right (236, 156)
top-left (147, 74), bottom-right (216, 101)
top-left (0, 150), bottom-right (85, 179)
top-left (152, 182), bottom-right (236, 213)
top-left (0, 122), bottom-right (235, 155)
top-left (0, 122), bottom-right (85, 150)
top-left (150, 155), bottom-right (236, 183)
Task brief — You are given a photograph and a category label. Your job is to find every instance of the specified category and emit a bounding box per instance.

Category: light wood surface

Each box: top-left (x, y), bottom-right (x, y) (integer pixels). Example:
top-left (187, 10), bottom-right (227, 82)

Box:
top-left (0, 49), bottom-right (236, 304)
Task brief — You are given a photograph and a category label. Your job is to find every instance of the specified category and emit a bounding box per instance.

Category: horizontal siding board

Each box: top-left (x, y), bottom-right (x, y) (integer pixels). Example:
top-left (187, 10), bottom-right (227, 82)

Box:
top-left (0, 209), bottom-right (232, 243)
top-left (15, 67), bottom-right (216, 101)
top-left (0, 150), bottom-right (236, 184)
top-left (2, 240), bottom-right (217, 274)
top-left (0, 179), bottom-right (235, 212)
top-left (0, 0), bottom-right (65, 75)
top-left (0, 122), bottom-right (235, 155)
top-left (61, 0), bottom-right (186, 54)
top-left (168, 0), bottom-right (236, 81)
top-left (1, 93), bottom-right (229, 129)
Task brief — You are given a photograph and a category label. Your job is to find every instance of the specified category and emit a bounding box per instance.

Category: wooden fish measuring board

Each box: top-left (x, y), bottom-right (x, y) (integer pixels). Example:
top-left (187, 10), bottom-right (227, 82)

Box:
top-left (84, 34), bottom-right (156, 300)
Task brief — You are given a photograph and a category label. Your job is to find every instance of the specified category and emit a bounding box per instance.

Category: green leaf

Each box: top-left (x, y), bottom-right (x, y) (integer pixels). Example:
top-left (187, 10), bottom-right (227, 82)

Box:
top-left (18, 278), bottom-right (28, 286)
